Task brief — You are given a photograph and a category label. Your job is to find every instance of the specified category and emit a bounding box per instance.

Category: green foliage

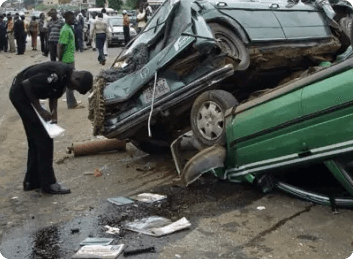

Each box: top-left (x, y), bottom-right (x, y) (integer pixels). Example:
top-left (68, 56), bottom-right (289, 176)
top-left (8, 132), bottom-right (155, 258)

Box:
top-left (96, 0), bottom-right (104, 7)
top-left (23, 0), bottom-right (36, 8)
top-left (126, 0), bottom-right (138, 9)
top-left (108, 0), bottom-right (123, 11)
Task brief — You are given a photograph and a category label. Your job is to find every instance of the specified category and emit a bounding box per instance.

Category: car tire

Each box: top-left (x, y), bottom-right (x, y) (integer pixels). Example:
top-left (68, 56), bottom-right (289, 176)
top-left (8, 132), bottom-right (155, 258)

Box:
top-left (191, 90), bottom-right (238, 147)
top-left (208, 23), bottom-right (250, 70)
top-left (339, 17), bottom-right (352, 40)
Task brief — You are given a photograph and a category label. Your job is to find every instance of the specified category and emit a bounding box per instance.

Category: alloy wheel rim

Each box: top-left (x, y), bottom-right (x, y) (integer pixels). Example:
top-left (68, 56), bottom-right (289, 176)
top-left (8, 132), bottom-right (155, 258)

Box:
top-left (196, 101), bottom-right (224, 140)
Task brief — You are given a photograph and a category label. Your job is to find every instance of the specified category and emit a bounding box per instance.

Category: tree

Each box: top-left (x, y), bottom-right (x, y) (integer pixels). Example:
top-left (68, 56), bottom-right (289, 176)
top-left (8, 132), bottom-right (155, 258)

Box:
top-left (126, 0), bottom-right (138, 9)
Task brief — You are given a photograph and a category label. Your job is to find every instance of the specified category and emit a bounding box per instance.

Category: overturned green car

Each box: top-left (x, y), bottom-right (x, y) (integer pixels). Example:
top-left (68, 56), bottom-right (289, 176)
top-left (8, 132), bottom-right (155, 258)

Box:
top-left (89, 0), bottom-right (353, 154)
top-left (173, 56), bottom-right (353, 207)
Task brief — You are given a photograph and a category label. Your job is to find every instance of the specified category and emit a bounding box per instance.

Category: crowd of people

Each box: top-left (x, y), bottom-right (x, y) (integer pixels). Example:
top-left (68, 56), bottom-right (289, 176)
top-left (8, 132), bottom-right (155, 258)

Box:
top-left (4, 3), bottom-right (155, 194)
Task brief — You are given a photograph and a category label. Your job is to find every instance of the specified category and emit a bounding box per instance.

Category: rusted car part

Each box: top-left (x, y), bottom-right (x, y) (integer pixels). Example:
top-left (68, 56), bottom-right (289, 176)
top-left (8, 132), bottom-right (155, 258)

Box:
top-left (67, 139), bottom-right (126, 157)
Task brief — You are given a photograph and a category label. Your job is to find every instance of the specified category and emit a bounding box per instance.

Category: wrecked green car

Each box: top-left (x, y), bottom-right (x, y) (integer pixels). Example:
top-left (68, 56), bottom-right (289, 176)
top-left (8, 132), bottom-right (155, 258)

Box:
top-left (89, 0), bottom-right (352, 154)
top-left (174, 56), bottom-right (353, 207)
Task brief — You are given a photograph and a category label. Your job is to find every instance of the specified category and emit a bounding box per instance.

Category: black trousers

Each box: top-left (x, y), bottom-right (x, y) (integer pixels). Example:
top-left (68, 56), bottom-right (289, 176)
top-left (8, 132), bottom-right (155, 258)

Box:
top-left (16, 32), bottom-right (26, 54)
top-left (39, 32), bottom-right (47, 54)
top-left (0, 35), bottom-right (6, 51)
top-left (9, 79), bottom-right (56, 188)
top-left (123, 25), bottom-right (130, 45)
top-left (48, 41), bottom-right (58, 61)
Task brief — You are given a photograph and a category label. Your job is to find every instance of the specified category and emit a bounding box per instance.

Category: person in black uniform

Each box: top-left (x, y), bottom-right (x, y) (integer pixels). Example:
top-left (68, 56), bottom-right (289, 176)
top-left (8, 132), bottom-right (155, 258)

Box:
top-left (14, 14), bottom-right (25, 54)
top-left (9, 61), bottom-right (93, 194)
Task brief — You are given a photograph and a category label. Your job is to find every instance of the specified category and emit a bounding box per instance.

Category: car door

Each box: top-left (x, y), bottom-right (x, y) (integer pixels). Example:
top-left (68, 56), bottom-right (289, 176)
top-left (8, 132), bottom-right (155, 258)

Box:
top-left (208, 0), bottom-right (286, 41)
top-left (226, 87), bottom-right (303, 175)
top-left (300, 66), bottom-right (353, 159)
top-left (271, 0), bottom-right (332, 40)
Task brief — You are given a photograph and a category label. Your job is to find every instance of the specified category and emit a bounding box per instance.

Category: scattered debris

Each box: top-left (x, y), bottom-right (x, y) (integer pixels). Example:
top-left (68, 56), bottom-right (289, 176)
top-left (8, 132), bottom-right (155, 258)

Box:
top-left (125, 216), bottom-right (191, 237)
top-left (71, 228), bottom-right (80, 234)
top-left (123, 247), bottom-right (155, 257)
top-left (83, 171), bottom-right (94, 175)
top-left (175, 254), bottom-right (181, 258)
top-left (107, 197), bottom-right (134, 206)
top-left (94, 168), bottom-right (103, 177)
top-left (130, 193), bottom-right (167, 203)
top-left (72, 244), bottom-right (125, 259)
top-left (136, 166), bottom-right (154, 172)
top-left (67, 139), bottom-right (126, 157)
top-left (56, 155), bottom-right (70, 164)
top-left (257, 206), bottom-right (266, 211)
top-left (80, 237), bottom-right (114, 246)
top-left (104, 225), bottom-right (120, 235)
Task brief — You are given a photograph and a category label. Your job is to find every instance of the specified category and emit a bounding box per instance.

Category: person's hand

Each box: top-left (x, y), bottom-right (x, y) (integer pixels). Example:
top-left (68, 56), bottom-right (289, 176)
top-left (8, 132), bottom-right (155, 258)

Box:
top-left (39, 109), bottom-right (52, 121)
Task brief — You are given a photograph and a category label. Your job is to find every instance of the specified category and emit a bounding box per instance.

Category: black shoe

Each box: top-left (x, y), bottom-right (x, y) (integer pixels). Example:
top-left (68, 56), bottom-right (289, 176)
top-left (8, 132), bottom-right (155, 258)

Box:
top-left (23, 182), bottom-right (41, 191)
top-left (42, 183), bottom-right (71, 194)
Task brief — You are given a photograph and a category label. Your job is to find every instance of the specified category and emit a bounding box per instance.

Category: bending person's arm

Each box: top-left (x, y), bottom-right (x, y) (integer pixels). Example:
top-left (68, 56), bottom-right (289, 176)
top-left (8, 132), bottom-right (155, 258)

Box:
top-left (22, 74), bottom-right (52, 121)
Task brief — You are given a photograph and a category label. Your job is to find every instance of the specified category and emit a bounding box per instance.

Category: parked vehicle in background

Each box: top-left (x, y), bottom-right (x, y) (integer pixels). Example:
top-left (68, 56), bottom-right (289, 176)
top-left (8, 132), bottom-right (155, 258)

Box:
top-left (107, 16), bottom-right (137, 46)
top-left (31, 11), bottom-right (41, 19)
top-left (86, 8), bottom-right (117, 20)
top-left (126, 10), bottom-right (137, 27)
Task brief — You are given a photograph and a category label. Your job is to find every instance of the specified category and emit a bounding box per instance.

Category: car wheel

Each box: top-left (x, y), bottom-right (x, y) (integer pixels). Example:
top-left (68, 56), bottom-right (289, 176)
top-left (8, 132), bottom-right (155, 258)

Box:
top-left (191, 90), bottom-right (238, 147)
top-left (208, 23), bottom-right (250, 70)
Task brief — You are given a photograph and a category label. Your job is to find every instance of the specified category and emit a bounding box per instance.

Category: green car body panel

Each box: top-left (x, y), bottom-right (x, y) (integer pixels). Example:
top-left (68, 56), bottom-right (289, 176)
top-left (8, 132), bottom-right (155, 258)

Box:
top-left (225, 64), bottom-right (353, 176)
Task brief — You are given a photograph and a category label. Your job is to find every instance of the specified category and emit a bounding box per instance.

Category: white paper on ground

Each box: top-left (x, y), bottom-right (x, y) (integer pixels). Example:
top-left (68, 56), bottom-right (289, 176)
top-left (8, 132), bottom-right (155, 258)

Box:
top-left (347, 252), bottom-right (353, 259)
top-left (104, 225), bottom-right (120, 235)
top-left (125, 216), bottom-right (191, 237)
top-left (130, 193), bottom-right (167, 203)
top-left (32, 104), bottom-right (65, 138)
top-left (0, 252), bottom-right (7, 259)
top-left (71, 245), bottom-right (125, 259)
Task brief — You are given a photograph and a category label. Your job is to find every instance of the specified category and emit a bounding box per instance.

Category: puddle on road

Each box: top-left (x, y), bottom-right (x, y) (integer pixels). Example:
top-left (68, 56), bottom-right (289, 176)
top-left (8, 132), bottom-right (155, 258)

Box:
top-left (0, 176), bottom-right (263, 259)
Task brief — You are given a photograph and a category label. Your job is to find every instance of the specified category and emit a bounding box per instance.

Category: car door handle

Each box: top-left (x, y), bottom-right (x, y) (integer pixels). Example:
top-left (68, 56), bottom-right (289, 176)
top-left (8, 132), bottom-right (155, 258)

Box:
top-left (217, 2), bottom-right (228, 7)
top-left (269, 3), bottom-right (280, 8)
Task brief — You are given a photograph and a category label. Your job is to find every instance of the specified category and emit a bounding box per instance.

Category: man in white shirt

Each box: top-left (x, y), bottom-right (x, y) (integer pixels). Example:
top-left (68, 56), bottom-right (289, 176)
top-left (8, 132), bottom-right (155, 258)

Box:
top-left (89, 12), bottom-right (97, 50)
top-left (136, 4), bottom-right (146, 34)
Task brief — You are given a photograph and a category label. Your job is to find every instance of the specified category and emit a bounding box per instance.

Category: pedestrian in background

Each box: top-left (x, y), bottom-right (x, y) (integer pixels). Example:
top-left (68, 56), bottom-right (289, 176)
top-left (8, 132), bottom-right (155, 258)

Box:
top-left (7, 16), bottom-right (15, 53)
top-left (122, 10), bottom-right (130, 46)
top-left (92, 12), bottom-right (110, 65)
top-left (75, 12), bottom-right (84, 52)
top-left (14, 14), bottom-right (25, 54)
top-left (136, 4), bottom-right (146, 34)
top-left (9, 61), bottom-right (93, 194)
top-left (47, 9), bottom-right (64, 61)
top-left (101, 8), bottom-right (109, 56)
top-left (89, 12), bottom-right (97, 50)
top-left (58, 11), bottom-right (84, 109)
top-left (0, 15), bottom-right (7, 52)
top-left (145, 3), bottom-right (153, 21)
top-left (29, 16), bottom-right (38, 51)
top-left (39, 13), bottom-right (47, 56)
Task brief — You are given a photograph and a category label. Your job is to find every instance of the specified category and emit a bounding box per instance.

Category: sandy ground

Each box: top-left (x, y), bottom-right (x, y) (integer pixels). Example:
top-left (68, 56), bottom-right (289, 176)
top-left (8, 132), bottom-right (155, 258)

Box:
top-left (0, 42), bottom-right (353, 259)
